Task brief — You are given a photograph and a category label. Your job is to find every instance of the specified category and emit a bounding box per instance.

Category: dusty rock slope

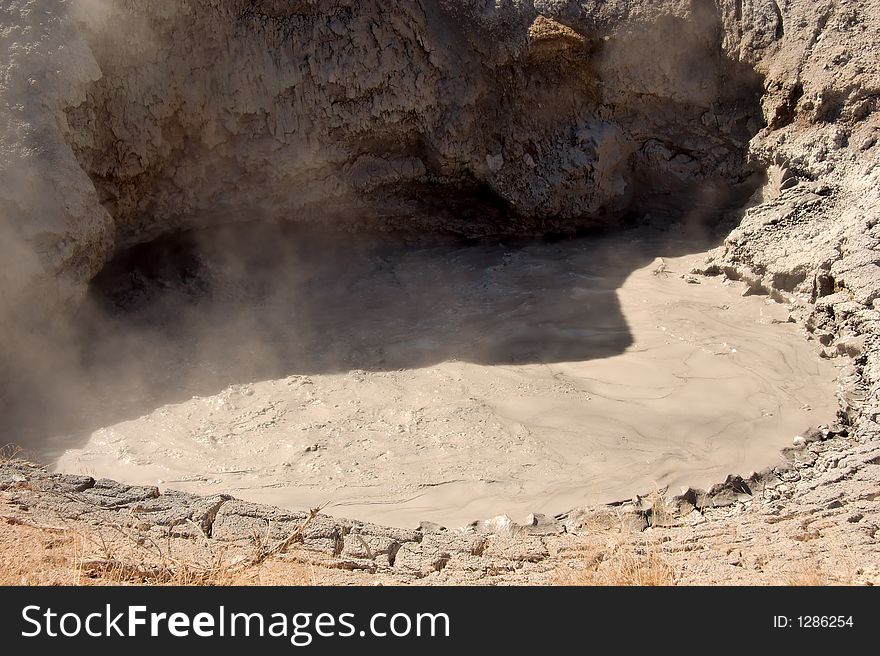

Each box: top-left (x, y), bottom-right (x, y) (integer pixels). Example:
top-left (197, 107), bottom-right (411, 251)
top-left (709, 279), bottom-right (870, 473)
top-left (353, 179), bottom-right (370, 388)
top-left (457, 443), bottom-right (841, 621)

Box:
top-left (1, 0), bottom-right (879, 583)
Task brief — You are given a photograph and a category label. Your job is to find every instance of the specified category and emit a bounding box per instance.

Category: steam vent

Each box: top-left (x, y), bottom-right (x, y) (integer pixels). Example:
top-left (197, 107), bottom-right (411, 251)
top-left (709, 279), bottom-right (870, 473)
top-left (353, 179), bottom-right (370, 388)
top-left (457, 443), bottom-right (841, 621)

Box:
top-left (1, 0), bottom-right (879, 585)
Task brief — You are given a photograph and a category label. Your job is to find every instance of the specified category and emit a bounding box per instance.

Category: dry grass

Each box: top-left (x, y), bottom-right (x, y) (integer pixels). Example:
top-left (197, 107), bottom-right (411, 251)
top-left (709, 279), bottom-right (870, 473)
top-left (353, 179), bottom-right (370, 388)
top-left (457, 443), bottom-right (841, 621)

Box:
top-left (0, 512), bottom-right (328, 586)
top-left (551, 497), bottom-right (679, 586)
top-left (1, 450), bottom-right (335, 585)
top-left (0, 444), bottom-right (28, 465)
top-left (554, 537), bottom-right (678, 586)
top-left (785, 566), bottom-right (827, 586)
top-left (0, 519), bottom-right (82, 585)
top-left (646, 489), bottom-right (675, 528)
top-left (600, 546), bottom-right (677, 586)
top-left (782, 540), bottom-right (856, 586)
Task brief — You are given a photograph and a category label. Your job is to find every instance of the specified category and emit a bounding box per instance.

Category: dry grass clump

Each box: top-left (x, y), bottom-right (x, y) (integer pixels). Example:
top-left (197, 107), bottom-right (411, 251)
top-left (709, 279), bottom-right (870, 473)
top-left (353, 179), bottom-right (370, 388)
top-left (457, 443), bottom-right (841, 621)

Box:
top-left (0, 519), bottom-right (81, 585)
top-left (0, 444), bottom-right (28, 465)
top-left (1, 449), bottom-right (337, 585)
top-left (554, 537), bottom-right (677, 586)
top-left (0, 510), bottom-right (325, 586)
top-left (785, 567), bottom-right (827, 586)
top-left (782, 549), bottom-right (850, 586)
top-left (646, 490), bottom-right (675, 528)
top-left (600, 546), bottom-right (677, 586)
top-left (552, 498), bottom-right (679, 586)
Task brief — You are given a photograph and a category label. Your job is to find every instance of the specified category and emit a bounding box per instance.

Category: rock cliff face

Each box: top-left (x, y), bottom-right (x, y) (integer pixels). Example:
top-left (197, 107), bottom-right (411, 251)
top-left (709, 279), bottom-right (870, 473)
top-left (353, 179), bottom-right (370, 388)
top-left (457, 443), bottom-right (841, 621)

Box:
top-left (60, 0), bottom-right (763, 246)
top-left (3, 0), bottom-right (781, 316)
top-left (5, 0), bottom-right (876, 323)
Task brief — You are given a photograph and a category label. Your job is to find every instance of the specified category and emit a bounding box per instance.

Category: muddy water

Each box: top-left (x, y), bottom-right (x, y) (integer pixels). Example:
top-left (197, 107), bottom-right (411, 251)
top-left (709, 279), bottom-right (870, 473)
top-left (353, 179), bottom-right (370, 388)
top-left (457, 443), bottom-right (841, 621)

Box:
top-left (49, 226), bottom-right (838, 528)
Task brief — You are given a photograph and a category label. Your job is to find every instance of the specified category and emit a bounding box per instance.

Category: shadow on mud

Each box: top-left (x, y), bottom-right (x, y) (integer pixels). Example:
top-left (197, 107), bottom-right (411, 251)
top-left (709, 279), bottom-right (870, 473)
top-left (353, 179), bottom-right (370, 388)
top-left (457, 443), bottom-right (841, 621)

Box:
top-left (4, 198), bottom-right (757, 461)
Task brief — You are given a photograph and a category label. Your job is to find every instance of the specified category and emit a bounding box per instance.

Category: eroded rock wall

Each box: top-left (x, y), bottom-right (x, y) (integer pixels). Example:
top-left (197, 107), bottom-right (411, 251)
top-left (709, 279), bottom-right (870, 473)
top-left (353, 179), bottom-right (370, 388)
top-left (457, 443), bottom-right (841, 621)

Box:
top-left (704, 2), bottom-right (880, 552)
top-left (3, 0), bottom-right (778, 320)
top-left (706, 0), bottom-right (880, 420)
top-left (0, 0), bottom-right (113, 319)
top-left (63, 0), bottom-right (764, 241)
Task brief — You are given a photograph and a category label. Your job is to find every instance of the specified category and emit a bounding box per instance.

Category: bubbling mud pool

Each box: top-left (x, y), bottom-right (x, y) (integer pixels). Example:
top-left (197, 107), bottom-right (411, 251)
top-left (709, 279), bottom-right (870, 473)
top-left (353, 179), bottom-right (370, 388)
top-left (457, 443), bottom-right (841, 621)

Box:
top-left (39, 223), bottom-right (838, 528)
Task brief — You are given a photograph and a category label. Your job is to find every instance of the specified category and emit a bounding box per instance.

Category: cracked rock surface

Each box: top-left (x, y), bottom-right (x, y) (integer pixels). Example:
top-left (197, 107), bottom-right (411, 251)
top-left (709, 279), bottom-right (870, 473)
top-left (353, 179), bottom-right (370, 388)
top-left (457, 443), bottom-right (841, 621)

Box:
top-left (2, 431), bottom-right (879, 584)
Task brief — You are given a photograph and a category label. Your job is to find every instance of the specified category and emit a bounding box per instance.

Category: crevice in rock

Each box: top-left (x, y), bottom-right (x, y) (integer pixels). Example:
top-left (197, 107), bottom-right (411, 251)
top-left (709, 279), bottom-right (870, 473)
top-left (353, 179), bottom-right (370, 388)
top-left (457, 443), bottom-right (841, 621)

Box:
top-left (432, 553), bottom-right (451, 572)
top-left (386, 541), bottom-right (401, 567)
top-left (200, 498), bottom-right (230, 537)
